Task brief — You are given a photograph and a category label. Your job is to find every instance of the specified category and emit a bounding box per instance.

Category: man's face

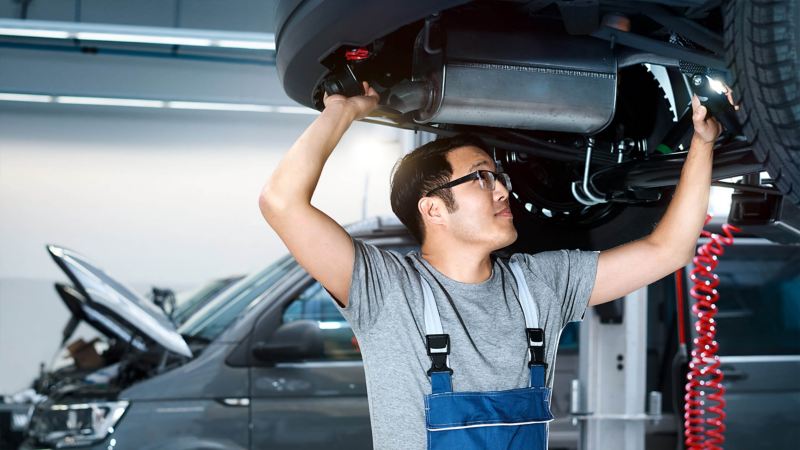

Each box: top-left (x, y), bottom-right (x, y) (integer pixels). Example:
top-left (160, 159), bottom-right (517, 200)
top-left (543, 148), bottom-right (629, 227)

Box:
top-left (434, 145), bottom-right (518, 250)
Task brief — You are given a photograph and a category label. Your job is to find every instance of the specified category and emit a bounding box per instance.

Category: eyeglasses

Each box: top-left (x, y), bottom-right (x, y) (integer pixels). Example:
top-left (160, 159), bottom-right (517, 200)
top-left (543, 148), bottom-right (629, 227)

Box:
top-left (425, 170), bottom-right (512, 197)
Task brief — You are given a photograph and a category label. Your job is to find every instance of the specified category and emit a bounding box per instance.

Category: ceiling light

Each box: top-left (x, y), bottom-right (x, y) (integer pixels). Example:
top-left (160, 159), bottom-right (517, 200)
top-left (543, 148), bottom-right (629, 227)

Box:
top-left (75, 32), bottom-right (213, 47)
top-left (1, 92), bottom-right (317, 115)
top-left (0, 93), bottom-right (53, 102)
top-left (0, 27), bottom-right (70, 39)
top-left (167, 101), bottom-right (275, 112)
top-left (216, 40), bottom-right (275, 50)
top-left (55, 96), bottom-right (165, 108)
top-left (0, 19), bottom-right (275, 51)
top-left (274, 106), bottom-right (317, 114)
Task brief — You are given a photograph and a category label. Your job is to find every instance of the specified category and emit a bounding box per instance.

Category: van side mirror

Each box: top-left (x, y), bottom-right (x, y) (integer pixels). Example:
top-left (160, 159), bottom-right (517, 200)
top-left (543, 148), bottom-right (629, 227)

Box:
top-left (251, 320), bottom-right (324, 363)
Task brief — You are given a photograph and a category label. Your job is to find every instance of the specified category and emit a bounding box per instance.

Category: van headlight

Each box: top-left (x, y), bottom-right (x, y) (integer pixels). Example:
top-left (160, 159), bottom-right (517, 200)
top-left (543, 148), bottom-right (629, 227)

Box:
top-left (29, 400), bottom-right (128, 447)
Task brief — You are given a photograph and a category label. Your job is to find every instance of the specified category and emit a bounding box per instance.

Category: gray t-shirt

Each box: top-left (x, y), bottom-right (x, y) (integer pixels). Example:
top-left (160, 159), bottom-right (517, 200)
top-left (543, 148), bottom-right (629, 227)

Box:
top-left (337, 236), bottom-right (599, 450)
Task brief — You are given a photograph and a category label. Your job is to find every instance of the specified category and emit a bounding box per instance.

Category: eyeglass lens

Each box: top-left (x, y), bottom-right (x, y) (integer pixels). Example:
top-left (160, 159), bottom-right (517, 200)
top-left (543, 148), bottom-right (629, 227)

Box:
top-left (478, 171), bottom-right (512, 192)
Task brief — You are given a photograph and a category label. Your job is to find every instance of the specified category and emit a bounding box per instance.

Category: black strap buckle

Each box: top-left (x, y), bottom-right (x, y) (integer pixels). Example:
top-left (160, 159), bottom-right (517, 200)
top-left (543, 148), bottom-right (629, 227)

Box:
top-left (527, 328), bottom-right (547, 367)
top-left (426, 334), bottom-right (453, 375)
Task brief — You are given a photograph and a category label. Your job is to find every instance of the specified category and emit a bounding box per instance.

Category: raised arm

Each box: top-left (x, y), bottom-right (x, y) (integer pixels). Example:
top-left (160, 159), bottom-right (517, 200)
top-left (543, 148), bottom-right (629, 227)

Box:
top-left (258, 83), bottom-right (379, 307)
top-left (589, 92), bottom-right (738, 306)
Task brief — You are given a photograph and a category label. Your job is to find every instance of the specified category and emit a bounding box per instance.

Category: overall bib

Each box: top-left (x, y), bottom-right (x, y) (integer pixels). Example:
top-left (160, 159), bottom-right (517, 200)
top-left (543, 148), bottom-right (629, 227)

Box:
top-left (420, 260), bottom-right (553, 450)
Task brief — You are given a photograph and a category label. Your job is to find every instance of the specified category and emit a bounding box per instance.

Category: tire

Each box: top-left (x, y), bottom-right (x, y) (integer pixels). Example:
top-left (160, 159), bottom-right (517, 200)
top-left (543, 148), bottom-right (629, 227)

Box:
top-left (725, 0), bottom-right (800, 206)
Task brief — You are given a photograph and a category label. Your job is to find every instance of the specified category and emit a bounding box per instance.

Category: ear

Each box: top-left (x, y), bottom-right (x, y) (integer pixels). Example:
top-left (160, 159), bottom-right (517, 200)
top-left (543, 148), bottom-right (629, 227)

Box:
top-left (418, 196), bottom-right (446, 227)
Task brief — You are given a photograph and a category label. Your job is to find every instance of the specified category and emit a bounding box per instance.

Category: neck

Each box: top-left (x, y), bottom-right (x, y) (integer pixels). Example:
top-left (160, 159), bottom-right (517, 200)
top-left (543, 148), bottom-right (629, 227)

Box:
top-left (420, 240), bottom-right (494, 284)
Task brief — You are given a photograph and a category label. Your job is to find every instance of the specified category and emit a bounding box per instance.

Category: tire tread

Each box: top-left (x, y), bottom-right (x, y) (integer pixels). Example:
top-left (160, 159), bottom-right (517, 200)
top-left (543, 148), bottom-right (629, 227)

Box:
top-left (725, 0), bottom-right (800, 206)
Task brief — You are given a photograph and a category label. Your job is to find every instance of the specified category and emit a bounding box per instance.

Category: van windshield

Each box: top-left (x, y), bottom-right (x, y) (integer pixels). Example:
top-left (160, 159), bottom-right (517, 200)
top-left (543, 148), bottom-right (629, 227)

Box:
top-left (177, 241), bottom-right (418, 342)
top-left (172, 276), bottom-right (243, 326)
top-left (178, 255), bottom-right (297, 341)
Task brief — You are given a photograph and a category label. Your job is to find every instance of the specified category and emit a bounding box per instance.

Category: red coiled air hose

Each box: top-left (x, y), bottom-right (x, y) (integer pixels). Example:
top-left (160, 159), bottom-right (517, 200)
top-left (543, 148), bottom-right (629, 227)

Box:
top-left (683, 215), bottom-right (740, 449)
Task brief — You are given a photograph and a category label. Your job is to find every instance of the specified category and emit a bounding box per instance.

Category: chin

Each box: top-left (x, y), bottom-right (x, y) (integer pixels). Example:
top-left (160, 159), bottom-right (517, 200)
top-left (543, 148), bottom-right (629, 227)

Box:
top-left (496, 228), bottom-right (518, 249)
top-left (506, 231), bottom-right (518, 247)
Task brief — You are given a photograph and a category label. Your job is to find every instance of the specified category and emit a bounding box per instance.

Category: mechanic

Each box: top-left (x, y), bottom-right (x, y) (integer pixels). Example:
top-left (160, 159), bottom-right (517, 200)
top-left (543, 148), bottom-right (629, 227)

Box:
top-left (258, 81), bottom-right (735, 450)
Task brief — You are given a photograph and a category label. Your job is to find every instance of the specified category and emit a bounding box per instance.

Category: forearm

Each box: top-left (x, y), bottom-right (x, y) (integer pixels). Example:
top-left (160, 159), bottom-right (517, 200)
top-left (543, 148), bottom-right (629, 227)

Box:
top-left (647, 135), bottom-right (714, 264)
top-left (260, 103), bottom-right (357, 208)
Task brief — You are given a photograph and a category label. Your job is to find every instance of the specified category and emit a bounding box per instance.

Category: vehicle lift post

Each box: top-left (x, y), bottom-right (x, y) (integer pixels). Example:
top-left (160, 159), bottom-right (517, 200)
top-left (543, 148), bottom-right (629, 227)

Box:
top-left (573, 286), bottom-right (659, 450)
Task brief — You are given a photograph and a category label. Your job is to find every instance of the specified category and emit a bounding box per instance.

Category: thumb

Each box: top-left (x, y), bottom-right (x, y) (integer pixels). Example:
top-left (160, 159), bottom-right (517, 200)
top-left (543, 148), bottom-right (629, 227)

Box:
top-left (367, 86), bottom-right (379, 99)
top-left (693, 103), bottom-right (708, 123)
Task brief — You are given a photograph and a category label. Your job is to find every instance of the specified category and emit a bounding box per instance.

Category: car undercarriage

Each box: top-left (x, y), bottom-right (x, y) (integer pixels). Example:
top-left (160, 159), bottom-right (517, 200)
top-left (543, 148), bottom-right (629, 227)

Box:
top-left (276, 0), bottom-right (800, 250)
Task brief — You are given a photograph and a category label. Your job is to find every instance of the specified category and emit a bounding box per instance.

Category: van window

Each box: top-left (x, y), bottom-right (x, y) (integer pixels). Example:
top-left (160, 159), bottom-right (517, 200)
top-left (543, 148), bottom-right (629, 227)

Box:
top-left (691, 243), bottom-right (800, 356)
top-left (283, 281), bottom-right (362, 361)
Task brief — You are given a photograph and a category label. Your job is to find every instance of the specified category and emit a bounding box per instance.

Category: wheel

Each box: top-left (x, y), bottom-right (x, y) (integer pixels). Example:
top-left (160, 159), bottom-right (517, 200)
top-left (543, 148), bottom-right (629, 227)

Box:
top-left (725, 0), bottom-right (800, 206)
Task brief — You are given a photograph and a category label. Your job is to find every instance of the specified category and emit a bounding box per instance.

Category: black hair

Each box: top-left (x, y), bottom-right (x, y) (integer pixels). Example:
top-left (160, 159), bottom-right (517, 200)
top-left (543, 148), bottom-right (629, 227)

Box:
top-left (390, 134), bottom-right (492, 244)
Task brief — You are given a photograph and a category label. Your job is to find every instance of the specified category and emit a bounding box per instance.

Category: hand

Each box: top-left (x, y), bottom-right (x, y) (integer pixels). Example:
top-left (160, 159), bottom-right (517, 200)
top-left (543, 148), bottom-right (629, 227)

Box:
top-left (323, 81), bottom-right (380, 121)
top-left (691, 83), bottom-right (739, 145)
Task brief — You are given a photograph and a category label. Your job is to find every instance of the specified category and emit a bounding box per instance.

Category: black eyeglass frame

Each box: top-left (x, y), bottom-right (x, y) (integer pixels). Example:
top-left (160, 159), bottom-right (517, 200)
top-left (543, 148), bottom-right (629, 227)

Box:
top-left (424, 170), bottom-right (512, 197)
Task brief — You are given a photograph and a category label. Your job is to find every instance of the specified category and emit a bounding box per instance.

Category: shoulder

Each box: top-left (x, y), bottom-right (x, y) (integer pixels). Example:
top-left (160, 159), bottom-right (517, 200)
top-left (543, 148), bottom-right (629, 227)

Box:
top-left (508, 249), bottom-right (600, 284)
top-left (351, 236), bottom-right (420, 277)
top-left (508, 249), bottom-right (567, 269)
top-left (511, 249), bottom-right (600, 265)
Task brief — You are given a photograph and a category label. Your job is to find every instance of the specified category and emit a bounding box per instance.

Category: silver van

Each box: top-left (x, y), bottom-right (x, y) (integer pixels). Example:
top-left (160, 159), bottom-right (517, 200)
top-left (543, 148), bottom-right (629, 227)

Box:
top-left (19, 218), bottom-right (798, 449)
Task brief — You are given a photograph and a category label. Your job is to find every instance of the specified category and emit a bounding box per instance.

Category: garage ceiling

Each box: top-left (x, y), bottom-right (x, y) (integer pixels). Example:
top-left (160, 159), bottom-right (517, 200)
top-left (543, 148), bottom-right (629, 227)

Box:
top-left (0, 0), bottom-right (278, 33)
top-left (0, 0), bottom-right (307, 112)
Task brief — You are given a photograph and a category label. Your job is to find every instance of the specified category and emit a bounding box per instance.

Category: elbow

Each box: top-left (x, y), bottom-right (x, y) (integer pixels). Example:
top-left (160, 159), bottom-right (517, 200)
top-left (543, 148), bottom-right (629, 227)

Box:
top-left (648, 234), bottom-right (694, 272)
top-left (672, 245), bottom-right (695, 272)
top-left (258, 191), bottom-right (270, 218)
top-left (681, 246), bottom-right (695, 267)
top-left (258, 188), bottom-right (287, 220)
top-left (676, 237), bottom-right (698, 268)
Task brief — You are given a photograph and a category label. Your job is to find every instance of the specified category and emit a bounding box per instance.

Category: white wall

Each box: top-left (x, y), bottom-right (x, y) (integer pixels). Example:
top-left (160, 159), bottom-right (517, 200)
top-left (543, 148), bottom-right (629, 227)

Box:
top-left (0, 101), bottom-right (409, 393)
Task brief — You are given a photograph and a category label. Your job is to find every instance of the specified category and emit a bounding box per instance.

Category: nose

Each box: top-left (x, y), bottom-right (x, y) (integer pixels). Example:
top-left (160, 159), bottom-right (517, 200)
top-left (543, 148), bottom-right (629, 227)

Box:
top-left (494, 178), bottom-right (509, 201)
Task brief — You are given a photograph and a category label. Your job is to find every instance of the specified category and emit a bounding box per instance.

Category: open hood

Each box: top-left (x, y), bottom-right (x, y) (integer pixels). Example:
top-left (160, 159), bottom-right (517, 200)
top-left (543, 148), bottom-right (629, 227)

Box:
top-left (47, 244), bottom-right (192, 358)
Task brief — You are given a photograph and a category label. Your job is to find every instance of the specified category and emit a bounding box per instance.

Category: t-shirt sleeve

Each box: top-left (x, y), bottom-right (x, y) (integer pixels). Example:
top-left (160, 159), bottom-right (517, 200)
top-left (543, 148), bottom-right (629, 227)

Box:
top-left (522, 249), bottom-right (600, 323)
top-left (333, 236), bottom-right (405, 334)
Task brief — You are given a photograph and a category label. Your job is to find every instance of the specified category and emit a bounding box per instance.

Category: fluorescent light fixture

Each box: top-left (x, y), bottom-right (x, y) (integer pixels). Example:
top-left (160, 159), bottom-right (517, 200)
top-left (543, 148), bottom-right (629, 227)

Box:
top-left (0, 92), bottom-right (318, 115)
top-left (55, 96), bottom-right (166, 108)
top-left (216, 40), bottom-right (276, 50)
top-left (75, 32), bottom-right (213, 47)
top-left (0, 93), bottom-right (53, 102)
top-left (0, 27), bottom-right (69, 39)
top-left (0, 19), bottom-right (275, 51)
top-left (274, 105), bottom-right (318, 115)
top-left (167, 101), bottom-right (275, 112)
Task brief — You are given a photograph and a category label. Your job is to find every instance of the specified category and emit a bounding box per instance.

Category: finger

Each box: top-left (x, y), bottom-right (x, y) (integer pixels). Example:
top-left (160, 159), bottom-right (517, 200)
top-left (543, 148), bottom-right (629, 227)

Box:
top-left (693, 103), bottom-right (708, 121)
top-left (362, 81), bottom-right (369, 95)
top-left (725, 90), bottom-right (735, 106)
top-left (691, 94), bottom-right (701, 109)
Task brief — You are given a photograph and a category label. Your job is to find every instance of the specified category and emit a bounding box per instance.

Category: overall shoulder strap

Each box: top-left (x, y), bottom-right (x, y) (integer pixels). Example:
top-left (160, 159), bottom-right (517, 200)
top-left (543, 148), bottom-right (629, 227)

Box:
top-left (420, 273), bottom-right (444, 335)
top-left (508, 258), bottom-right (539, 328)
top-left (509, 258), bottom-right (547, 373)
top-left (419, 271), bottom-right (452, 385)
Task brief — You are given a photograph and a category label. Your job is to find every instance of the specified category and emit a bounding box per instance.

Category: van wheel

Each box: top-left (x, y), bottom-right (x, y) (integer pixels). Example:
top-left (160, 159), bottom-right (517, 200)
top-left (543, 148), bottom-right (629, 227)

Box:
top-left (724, 0), bottom-right (800, 205)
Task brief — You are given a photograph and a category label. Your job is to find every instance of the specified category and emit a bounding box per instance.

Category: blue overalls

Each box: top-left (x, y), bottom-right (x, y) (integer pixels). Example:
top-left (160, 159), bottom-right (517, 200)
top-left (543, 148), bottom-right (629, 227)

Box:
top-left (419, 259), bottom-right (553, 450)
